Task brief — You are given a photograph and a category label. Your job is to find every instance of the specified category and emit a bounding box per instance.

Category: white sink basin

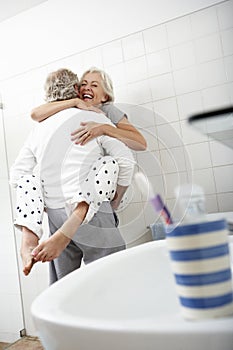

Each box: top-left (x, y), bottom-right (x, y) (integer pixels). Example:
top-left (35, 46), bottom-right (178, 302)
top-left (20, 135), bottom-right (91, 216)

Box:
top-left (31, 237), bottom-right (233, 350)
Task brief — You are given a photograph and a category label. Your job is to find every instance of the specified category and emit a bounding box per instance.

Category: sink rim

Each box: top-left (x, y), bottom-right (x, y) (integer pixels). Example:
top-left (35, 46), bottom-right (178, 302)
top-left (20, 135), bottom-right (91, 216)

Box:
top-left (31, 238), bottom-right (233, 334)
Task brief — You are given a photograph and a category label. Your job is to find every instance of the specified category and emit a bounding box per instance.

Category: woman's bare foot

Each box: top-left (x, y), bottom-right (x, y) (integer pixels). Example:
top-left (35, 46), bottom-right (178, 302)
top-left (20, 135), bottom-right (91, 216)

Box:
top-left (21, 227), bottom-right (39, 276)
top-left (32, 231), bottom-right (71, 262)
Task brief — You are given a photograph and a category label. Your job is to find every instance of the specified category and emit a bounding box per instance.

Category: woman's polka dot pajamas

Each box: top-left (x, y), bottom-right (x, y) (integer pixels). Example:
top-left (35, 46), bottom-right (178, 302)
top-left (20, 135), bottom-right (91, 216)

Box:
top-left (67, 155), bottom-right (119, 223)
top-left (14, 174), bottom-right (44, 237)
top-left (14, 156), bottom-right (119, 237)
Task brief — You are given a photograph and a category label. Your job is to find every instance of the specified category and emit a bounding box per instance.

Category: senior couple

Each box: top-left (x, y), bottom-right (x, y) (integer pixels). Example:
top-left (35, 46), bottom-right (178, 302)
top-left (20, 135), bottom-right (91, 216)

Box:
top-left (10, 66), bottom-right (147, 284)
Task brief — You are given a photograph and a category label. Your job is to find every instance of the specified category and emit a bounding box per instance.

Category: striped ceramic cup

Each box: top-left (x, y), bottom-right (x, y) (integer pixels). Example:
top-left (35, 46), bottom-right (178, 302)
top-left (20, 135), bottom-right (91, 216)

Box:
top-left (166, 219), bottom-right (233, 320)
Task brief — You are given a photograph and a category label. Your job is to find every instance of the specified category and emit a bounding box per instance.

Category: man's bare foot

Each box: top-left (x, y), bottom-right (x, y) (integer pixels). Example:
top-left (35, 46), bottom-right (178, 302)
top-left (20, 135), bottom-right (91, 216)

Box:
top-left (21, 227), bottom-right (39, 276)
top-left (32, 231), bottom-right (71, 262)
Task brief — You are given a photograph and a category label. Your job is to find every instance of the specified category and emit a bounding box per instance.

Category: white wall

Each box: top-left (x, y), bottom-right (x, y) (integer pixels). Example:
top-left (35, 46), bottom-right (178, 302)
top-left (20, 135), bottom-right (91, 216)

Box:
top-left (0, 109), bottom-right (25, 342)
top-left (0, 0), bottom-right (233, 341)
top-left (0, 0), bottom-right (223, 79)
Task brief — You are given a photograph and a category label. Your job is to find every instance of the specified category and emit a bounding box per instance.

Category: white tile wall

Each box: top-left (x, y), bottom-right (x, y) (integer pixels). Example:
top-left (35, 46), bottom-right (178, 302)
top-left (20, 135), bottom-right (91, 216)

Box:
top-left (173, 66), bottom-right (200, 94)
top-left (209, 140), bottom-right (233, 166)
top-left (143, 24), bottom-right (168, 53)
top-left (1, 0), bottom-right (233, 340)
top-left (81, 47), bottom-right (104, 69)
top-left (180, 119), bottom-right (208, 144)
top-left (106, 63), bottom-right (128, 88)
top-left (102, 40), bottom-right (123, 67)
top-left (195, 33), bottom-right (222, 63)
top-left (146, 174), bottom-right (165, 201)
top-left (160, 147), bottom-right (187, 174)
top-left (125, 56), bottom-right (148, 83)
top-left (157, 122), bottom-right (183, 149)
top-left (119, 202), bottom-right (146, 243)
top-left (0, 118), bottom-right (8, 178)
top-left (167, 16), bottom-right (192, 46)
top-left (217, 192), bottom-right (233, 211)
top-left (189, 168), bottom-right (216, 194)
top-left (214, 165), bottom-right (233, 192)
top-left (147, 49), bottom-right (171, 77)
top-left (198, 59), bottom-right (227, 89)
top-left (154, 97), bottom-right (179, 124)
top-left (217, 0), bottom-right (233, 30)
top-left (122, 104), bottom-right (156, 129)
top-left (177, 91), bottom-right (203, 120)
top-left (206, 194), bottom-right (219, 212)
top-left (64, 53), bottom-right (85, 77)
top-left (185, 142), bottom-right (212, 170)
top-left (136, 151), bottom-right (162, 176)
top-left (190, 6), bottom-right (219, 38)
top-left (4, 114), bottom-right (35, 166)
top-left (127, 79), bottom-right (152, 105)
top-left (170, 42), bottom-right (196, 70)
top-left (122, 32), bottom-right (145, 60)
top-left (163, 172), bottom-right (188, 199)
top-left (202, 84), bottom-right (231, 110)
top-left (229, 82), bottom-right (233, 104)
top-left (221, 28), bottom-right (233, 56)
top-left (224, 55), bottom-right (233, 81)
top-left (149, 73), bottom-right (175, 100)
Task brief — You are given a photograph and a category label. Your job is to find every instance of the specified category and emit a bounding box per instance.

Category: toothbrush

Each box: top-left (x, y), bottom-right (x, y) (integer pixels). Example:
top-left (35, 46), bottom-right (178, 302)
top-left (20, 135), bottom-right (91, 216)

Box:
top-left (134, 172), bottom-right (173, 225)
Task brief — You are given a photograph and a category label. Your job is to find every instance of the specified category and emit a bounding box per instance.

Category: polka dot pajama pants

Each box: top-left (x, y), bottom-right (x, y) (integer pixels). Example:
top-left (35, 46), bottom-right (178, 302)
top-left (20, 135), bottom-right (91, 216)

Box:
top-left (66, 155), bottom-right (119, 223)
top-left (14, 174), bottom-right (44, 238)
top-left (14, 156), bottom-right (119, 238)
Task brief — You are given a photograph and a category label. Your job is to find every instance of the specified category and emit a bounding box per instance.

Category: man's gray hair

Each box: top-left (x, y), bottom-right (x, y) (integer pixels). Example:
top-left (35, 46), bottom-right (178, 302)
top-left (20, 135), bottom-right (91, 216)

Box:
top-left (44, 68), bottom-right (79, 102)
top-left (80, 67), bottom-right (114, 102)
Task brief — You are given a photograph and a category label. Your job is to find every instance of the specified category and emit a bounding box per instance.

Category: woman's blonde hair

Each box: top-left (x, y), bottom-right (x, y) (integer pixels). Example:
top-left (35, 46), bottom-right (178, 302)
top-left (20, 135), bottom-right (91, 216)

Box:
top-left (44, 68), bottom-right (79, 102)
top-left (80, 67), bottom-right (114, 102)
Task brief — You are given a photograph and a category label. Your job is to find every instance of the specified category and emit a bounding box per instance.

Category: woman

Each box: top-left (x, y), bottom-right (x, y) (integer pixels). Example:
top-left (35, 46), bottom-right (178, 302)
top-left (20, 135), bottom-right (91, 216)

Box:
top-left (31, 67), bottom-right (147, 151)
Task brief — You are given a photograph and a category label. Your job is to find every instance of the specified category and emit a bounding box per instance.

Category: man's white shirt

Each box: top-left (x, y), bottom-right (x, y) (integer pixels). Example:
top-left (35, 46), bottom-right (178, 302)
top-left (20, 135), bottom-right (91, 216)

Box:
top-left (10, 108), bottom-right (135, 209)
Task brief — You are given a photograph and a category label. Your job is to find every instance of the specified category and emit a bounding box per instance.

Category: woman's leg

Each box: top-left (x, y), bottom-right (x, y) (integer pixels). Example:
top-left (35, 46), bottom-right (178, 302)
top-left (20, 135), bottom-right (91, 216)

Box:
top-left (14, 174), bottom-right (44, 275)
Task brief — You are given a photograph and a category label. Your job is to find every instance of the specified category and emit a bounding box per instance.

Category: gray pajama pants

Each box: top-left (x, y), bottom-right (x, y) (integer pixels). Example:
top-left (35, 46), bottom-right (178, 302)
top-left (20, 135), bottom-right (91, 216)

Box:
top-left (47, 204), bottom-right (125, 284)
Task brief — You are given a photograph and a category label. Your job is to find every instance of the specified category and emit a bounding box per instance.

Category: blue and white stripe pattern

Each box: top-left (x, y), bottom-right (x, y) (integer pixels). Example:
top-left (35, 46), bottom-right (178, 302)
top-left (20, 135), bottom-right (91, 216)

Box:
top-left (166, 219), bottom-right (233, 319)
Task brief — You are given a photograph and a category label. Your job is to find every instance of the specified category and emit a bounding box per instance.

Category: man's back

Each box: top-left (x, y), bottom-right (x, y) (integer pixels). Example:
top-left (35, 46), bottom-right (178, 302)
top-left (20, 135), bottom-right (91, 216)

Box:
top-left (10, 108), bottom-right (135, 209)
top-left (25, 109), bottom-right (115, 208)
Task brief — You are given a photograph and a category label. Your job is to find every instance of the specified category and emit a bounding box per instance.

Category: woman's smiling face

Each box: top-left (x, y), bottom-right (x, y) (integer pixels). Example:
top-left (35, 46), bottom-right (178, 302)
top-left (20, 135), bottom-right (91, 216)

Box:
top-left (79, 72), bottom-right (108, 106)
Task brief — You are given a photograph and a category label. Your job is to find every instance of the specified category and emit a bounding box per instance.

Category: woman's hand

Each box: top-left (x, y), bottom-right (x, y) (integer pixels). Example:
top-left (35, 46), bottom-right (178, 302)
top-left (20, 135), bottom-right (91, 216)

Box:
top-left (31, 98), bottom-right (103, 122)
top-left (71, 121), bottom-right (104, 145)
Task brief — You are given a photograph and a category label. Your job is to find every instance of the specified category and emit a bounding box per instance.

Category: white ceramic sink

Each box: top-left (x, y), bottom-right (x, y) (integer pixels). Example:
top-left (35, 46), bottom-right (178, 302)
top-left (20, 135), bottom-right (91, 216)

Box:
top-left (31, 237), bottom-right (233, 350)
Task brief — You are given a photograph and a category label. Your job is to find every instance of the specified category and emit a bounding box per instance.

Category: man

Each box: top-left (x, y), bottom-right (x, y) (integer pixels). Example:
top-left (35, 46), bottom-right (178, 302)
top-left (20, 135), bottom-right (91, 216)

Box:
top-left (10, 68), bottom-right (135, 283)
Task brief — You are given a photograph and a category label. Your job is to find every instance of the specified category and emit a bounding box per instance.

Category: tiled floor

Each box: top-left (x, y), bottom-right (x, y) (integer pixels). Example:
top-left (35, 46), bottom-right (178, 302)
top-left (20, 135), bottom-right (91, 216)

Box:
top-left (0, 337), bottom-right (44, 349)
top-left (0, 343), bottom-right (9, 350)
